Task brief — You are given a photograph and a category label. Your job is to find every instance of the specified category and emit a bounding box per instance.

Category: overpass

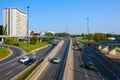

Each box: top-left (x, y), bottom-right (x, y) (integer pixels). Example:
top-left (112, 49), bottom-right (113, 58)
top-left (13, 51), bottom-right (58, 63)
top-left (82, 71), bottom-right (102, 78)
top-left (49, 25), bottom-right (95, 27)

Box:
top-left (0, 35), bottom-right (61, 44)
top-left (89, 42), bottom-right (120, 55)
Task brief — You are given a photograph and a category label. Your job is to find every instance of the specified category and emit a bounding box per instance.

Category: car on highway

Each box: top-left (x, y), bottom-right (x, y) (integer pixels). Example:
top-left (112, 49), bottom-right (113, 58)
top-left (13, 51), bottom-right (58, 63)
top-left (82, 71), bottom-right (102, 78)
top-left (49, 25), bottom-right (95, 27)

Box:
top-left (18, 56), bottom-right (30, 63)
top-left (85, 62), bottom-right (95, 70)
top-left (24, 58), bottom-right (36, 66)
top-left (52, 56), bottom-right (61, 63)
top-left (73, 46), bottom-right (78, 50)
top-left (79, 48), bottom-right (83, 51)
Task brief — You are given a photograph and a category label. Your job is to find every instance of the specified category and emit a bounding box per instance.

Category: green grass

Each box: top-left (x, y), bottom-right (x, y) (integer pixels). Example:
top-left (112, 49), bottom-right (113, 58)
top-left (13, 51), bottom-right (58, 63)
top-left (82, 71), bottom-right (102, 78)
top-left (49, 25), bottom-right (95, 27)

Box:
top-left (80, 40), bottom-right (89, 44)
top-left (116, 48), bottom-right (120, 53)
top-left (18, 42), bottom-right (48, 52)
top-left (0, 47), bottom-right (10, 60)
top-left (16, 59), bottom-right (43, 80)
top-left (115, 47), bottom-right (120, 53)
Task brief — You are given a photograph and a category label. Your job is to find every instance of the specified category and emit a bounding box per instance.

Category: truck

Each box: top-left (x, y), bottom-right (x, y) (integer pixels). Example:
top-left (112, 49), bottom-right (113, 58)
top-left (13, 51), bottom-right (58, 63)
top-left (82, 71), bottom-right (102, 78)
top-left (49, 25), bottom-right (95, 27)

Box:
top-left (75, 40), bottom-right (80, 45)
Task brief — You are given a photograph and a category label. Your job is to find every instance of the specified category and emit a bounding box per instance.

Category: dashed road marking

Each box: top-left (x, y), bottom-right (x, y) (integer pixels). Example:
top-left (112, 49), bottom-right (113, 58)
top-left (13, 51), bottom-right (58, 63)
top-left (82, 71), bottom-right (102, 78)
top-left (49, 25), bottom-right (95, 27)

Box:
top-left (112, 73), bottom-right (115, 76)
top-left (85, 73), bottom-right (88, 77)
top-left (116, 77), bottom-right (120, 80)
top-left (98, 72), bottom-right (101, 76)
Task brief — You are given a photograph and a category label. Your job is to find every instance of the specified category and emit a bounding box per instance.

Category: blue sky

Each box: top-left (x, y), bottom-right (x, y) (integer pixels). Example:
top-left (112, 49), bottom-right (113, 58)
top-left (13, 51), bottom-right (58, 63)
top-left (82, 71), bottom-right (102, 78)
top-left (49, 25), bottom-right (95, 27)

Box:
top-left (0, 0), bottom-right (120, 34)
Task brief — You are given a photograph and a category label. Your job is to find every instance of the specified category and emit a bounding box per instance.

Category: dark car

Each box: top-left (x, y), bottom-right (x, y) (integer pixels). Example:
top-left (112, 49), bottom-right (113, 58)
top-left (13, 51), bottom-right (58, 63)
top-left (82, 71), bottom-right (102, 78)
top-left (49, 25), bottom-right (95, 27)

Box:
top-left (85, 62), bottom-right (95, 70)
top-left (24, 58), bottom-right (36, 66)
top-left (79, 48), bottom-right (83, 51)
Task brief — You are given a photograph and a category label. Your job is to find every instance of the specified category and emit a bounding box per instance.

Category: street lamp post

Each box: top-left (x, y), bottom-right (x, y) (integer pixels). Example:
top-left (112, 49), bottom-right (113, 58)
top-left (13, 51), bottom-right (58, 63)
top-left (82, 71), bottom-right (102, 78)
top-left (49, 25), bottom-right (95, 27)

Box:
top-left (27, 6), bottom-right (30, 47)
top-left (87, 18), bottom-right (90, 41)
top-left (87, 17), bottom-right (89, 35)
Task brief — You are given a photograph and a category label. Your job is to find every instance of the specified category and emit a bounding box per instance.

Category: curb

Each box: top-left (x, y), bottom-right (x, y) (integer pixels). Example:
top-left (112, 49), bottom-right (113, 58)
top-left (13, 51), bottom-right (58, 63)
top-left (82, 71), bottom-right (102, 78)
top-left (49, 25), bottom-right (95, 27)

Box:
top-left (62, 39), bottom-right (73, 80)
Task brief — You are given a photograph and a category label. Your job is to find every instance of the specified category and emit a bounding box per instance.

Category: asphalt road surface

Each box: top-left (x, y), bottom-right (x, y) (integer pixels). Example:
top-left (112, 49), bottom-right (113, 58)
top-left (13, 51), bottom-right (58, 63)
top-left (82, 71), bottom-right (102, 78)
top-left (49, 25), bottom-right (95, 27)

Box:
top-left (0, 44), bottom-right (55, 80)
top-left (73, 44), bottom-right (102, 80)
top-left (73, 44), bottom-right (120, 80)
top-left (37, 39), bottom-right (70, 80)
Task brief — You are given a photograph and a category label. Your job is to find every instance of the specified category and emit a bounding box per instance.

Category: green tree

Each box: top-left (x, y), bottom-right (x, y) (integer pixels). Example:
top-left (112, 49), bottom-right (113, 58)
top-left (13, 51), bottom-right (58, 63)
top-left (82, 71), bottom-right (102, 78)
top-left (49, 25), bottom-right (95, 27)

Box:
top-left (3, 25), bottom-right (7, 35)
top-left (93, 33), bottom-right (106, 41)
top-left (30, 31), bottom-right (34, 35)
top-left (5, 38), bottom-right (18, 45)
top-left (87, 33), bottom-right (94, 41)
top-left (45, 32), bottom-right (54, 36)
top-left (30, 36), bottom-right (38, 44)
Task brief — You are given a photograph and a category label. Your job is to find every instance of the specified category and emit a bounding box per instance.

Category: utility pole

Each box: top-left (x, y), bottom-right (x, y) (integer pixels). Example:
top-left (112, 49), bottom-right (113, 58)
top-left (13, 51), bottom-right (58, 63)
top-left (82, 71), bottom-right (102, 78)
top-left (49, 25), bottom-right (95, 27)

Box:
top-left (87, 18), bottom-right (90, 41)
top-left (27, 6), bottom-right (30, 47)
top-left (87, 17), bottom-right (89, 35)
top-left (66, 25), bottom-right (67, 38)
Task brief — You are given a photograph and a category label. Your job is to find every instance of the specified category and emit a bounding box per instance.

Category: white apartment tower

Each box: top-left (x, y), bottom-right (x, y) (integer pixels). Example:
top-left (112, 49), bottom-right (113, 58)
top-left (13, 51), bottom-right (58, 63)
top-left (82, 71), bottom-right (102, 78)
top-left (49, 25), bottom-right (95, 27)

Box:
top-left (3, 8), bottom-right (27, 36)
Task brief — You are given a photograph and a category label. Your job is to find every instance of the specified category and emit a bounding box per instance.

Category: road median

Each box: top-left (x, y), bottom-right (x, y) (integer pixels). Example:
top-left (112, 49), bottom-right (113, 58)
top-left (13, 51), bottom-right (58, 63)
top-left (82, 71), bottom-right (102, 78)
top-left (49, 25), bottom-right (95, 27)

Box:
top-left (27, 40), bottom-right (64, 80)
top-left (62, 39), bottom-right (73, 80)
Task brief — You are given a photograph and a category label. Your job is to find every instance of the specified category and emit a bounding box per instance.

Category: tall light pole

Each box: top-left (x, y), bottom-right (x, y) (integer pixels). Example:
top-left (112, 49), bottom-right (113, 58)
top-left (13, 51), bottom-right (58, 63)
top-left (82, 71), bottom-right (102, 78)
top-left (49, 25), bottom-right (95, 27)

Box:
top-left (66, 25), bottom-right (68, 37)
top-left (27, 6), bottom-right (30, 47)
top-left (87, 17), bottom-right (89, 35)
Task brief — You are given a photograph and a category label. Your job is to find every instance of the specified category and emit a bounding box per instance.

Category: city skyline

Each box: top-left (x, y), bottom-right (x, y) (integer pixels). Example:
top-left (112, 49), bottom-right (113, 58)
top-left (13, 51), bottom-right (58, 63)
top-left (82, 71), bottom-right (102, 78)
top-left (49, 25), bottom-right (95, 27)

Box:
top-left (0, 0), bottom-right (120, 34)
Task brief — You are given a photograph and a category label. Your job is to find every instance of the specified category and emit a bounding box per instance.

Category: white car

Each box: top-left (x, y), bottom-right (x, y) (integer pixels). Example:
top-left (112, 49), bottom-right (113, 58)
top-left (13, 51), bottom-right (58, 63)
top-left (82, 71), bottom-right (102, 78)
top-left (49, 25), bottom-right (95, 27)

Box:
top-left (18, 56), bottom-right (30, 63)
top-left (52, 56), bottom-right (61, 63)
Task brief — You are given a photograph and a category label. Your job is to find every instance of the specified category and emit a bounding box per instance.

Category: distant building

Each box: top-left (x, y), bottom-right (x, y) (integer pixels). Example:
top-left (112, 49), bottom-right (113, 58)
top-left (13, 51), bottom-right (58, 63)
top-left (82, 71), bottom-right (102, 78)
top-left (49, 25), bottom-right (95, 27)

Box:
top-left (47, 31), bottom-right (56, 34)
top-left (30, 30), bottom-right (41, 35)
top-left (3, 8), bottom-right (27, 36)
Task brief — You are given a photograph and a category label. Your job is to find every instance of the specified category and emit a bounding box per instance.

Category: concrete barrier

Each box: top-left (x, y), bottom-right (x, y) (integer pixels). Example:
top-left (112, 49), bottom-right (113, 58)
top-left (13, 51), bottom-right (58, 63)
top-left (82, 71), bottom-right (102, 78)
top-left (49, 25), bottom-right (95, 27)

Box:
top-left (62, 39), bottom-right (73, 80)
top-left (27, 40), bottom-right (64, 80)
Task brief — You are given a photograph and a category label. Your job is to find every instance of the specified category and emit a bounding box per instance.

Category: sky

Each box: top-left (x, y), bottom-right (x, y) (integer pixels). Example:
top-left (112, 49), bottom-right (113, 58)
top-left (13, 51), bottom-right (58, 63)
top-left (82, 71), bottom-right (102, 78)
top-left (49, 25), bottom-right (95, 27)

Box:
top-left (0, 0), bottom-right (120, 34)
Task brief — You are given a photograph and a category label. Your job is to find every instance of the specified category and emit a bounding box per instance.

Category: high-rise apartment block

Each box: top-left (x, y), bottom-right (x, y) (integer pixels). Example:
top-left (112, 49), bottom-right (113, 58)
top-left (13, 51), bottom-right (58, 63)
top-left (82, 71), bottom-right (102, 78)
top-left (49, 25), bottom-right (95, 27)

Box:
top-left (3, 8), bottom-right (27, 36)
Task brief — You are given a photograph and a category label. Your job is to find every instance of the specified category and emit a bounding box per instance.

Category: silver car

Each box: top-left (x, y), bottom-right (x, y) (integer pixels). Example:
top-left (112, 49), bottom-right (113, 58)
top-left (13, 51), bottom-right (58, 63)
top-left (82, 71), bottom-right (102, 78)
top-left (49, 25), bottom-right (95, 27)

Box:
top-left (18, 56), bottom-right (30, 63)
top-left (52, 56), bottom-right (61, 63)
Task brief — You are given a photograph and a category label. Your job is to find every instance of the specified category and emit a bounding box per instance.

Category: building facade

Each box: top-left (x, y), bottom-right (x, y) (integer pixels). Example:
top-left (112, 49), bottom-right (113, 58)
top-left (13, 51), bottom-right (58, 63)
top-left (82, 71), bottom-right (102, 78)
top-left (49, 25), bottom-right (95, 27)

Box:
top-left (3, 8), bottom-right (27, 36)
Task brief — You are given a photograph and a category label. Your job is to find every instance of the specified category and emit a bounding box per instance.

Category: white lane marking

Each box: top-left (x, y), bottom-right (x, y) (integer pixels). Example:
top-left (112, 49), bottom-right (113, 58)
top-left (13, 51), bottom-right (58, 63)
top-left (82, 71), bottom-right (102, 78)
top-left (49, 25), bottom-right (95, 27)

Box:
top-left (116, 77), bottom-right (120, 80)
top-left (112, 73), bottom-right (115, 76)
top-left (109, 70), bottom-right (112, 73)
top-left (98, 72), bottom-right (101, 76)
top-left (85, 73), bottom-right (88, 77)
top-left (6, 70), bottom-right (13, 75)
top-left (0, 62), bottom-right (18, 72)
top-left (4, 64), bottom-right (24, 77)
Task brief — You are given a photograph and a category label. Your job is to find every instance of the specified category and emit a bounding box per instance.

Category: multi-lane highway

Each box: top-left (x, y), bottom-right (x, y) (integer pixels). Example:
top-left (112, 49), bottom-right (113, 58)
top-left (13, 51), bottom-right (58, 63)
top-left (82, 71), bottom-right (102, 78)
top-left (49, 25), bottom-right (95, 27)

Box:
top-left (73, 44), bottom-right (102, 80)
top-left (37, 39), bottom-right (70, 80)
top-left (73, 43), bottom-right (120, 80)
top-left (0, 44), bottom-right (55, 80)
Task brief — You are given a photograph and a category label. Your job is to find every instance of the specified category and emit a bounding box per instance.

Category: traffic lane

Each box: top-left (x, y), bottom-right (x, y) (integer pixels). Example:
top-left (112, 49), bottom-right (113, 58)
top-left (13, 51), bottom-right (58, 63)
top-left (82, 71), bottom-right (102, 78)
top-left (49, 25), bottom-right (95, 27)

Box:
top-left (0, 45), bottom-right (54, 80)
top-left (0, 63), bottom-right (27, 80)
top-left (86, 45), bottom-right (120, 79)
top-left (0, 46), bottom-right (23, 64)
top-left (84, 45), bottom-right (120, 80)
top-left (37, 40), bottom-right (68, 80)
top-left (0, 44), bottom-right (50, 71)
top-left (82, 52), bottom-right (103, 80)
top-left (73, 46), bottom-right (101, 80)
top-left (73, 49), bottom-right (88, 80)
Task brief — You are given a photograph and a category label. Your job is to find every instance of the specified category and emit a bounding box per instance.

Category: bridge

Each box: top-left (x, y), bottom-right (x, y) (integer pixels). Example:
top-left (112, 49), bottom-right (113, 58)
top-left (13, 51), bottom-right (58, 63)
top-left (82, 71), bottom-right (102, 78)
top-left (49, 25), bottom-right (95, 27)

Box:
top-left (89, 42), bottom-right (120, 55)
top-left (0, 35), bottom-right (61, 44)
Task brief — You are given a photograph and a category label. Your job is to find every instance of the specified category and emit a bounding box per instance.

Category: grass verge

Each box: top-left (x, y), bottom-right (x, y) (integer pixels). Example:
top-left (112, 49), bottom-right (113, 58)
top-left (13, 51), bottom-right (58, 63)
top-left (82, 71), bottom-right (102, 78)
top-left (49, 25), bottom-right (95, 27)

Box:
top-left (0, 47), bottom-right (10, 60)
top-left (17, 42), bottom-right (48, 52)
top-left (16, 59), bottom-right (43, 80)
top-left (80, 40), bottom-right (89, 44)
